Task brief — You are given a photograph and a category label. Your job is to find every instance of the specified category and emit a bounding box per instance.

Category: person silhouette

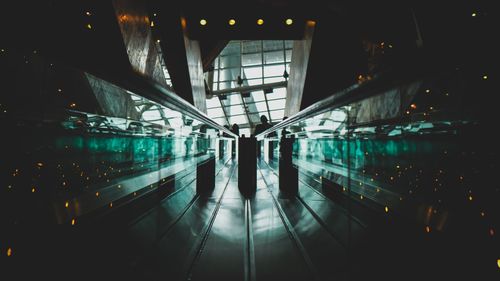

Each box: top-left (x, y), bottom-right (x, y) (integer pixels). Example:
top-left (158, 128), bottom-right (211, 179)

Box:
top-left (254, 115), bottom-right (271, 136)
top-left (231, 123), bottom-right (239, 157)
top-left (254, 115), bottom-right (275, 159)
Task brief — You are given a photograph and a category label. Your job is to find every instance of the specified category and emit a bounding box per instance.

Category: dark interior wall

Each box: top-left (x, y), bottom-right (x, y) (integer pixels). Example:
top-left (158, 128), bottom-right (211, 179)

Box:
top-left (1, 1), bottom-right (132, 82)
top-left (299, 15), bottom-right (367, 111)
top-left (299, 1), bottom-right (495, 114)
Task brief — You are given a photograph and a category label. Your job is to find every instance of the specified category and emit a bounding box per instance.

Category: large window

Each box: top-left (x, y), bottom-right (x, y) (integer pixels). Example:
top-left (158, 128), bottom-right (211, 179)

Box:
top-left (207, 40), bottom-right (293, 135)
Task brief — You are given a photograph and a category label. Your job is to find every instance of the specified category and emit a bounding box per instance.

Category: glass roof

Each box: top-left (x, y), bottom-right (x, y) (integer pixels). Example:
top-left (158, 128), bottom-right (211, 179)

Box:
top-left (207, 40), bottom-right (293, 137)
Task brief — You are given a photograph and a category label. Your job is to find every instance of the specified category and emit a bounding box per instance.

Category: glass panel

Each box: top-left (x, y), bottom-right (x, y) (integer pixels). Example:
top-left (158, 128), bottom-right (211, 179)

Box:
top-left (239, 128), bottom-right (251, 137)
top-left (253, 101), bottom-right (268, 113)
top-left (247, 78), bottom-right (263, 86)
top-left (1, 49), bottom-right (236, 230)
top-left (263, 40), bottom-right (283, 51)
top-left (225, 104), bottom-right (245, 115)
top-left (267, 99), bottom-right (286, 110)
top-left (242, 40), bottom-right (262, 53)
top-left (220, 42), bottom-right (240, 55)
top-left (264, 51), bottom-right (285, 64)
top-left (251, 90), bottom-right (265, 102)
top-left (206, 96), bottom-right (221, 108)
top-left (249, 114), bottom-right (262, 123)
top-left (212, 117), bottom-right (227, 125)
top-left (219, 68), bottom-right (238, 81)
top-left (264, 64), bottom-right (285, 77)
top-left (207, 107), bottom-right (225, 118)
top-left (219, 55), bottom-right (240, 68)
top-left (267, 87), bottom-right (287, 100)
top-left (270, 109), bottom-right (285, 120)
top-left (229, 114), bottom-right (247, 124)
top-left (243, 66), bottom-right (262, 79)
top-left (286, 49), bottom-right (292, 62)
top-left (264, 77), bottom-right (285, 84)
top-left (242, 53), bottom-right (262, 66)
top-left (142, 109), bottom-right (162, 121)
top-left (227, 94), bottom-right (242, 105)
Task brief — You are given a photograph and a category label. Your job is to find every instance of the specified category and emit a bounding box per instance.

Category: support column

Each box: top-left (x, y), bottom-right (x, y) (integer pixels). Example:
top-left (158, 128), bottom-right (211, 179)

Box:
top-left (279, 137), bottom-right (298, 194)
top-left (238, 137), bottom-right (256, 196)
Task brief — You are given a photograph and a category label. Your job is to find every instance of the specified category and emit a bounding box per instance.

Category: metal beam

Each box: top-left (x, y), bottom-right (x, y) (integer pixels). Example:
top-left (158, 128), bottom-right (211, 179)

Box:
top-left (212, 81), bottom-right (287, 96)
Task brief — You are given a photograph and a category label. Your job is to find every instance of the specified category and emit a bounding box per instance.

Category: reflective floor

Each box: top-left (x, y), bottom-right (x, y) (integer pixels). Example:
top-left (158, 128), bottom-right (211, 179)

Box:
top-left (4, 157), bottom-right (498, 281)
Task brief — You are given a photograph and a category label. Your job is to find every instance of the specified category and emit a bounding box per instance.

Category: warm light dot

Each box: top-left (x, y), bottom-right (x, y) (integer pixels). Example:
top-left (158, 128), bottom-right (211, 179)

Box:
top-left (69, 103), bottom-right (76, 108)
top-left (425, 226), bottom-right (431, 233)
top-left (71, 219), bottom-right (76, 225)
top-left (109, 202), bottom-right (113, 208)
top-left (472, 12), bottom-right (477, 17)
top-left (342, 187), bottom-right (346, 192)
top-left (481, 211), bottom-right (485, 217)
top-left (257, 19), bottom-right (264, 25)
top-left (95, 192), bottom-right (99, 197)
top-left (483, 75), bottom-right (488, 80)
top-left (31, 187), bottom-right (36, 193)
top-left (490, 229), bottom-right (495, 236)
top-left (410, 103), bottom-right (417, 109)
top-left (86, 24), bottom-right (92, 29)
top-left (7, 247), bottom-right (12, 257)
top-left (85, 11), bottom-right (91, 16)
top-left (285, 18), bottom-right (293, 25)
top-left (468, 195), bottom-right (473, 201)
top-left (228, 19), bottom-right (236, 26)
top-left (150, 21), bottom-right (154, 27)
top-left (360, 195), bottom-right (363, 200)
top-left (497, 259), bottom-right (500, 269)
top-left (199, 19), bottom-right (207, 26)
top-left (384, 206), bottom-right (389, 213)
top-left (133, 192), bottom-right (137, 196)
top-left (425, 89), bottom-right (430, 93)
top-left (156, 39), bottom-right (160, 43)
top-left (65, 201), bottom-right (69, 208)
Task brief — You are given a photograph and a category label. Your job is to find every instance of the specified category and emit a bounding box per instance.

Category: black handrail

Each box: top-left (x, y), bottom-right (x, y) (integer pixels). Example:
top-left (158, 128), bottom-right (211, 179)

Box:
top-left (255, 68), bottom-right (423, 139)
top-left (108, 70), bottom-right (238, 138)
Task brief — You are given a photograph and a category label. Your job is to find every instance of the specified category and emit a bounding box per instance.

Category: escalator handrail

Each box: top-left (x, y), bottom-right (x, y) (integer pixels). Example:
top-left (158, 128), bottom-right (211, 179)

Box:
top-left (255, 68), bottom-right (423, 139)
